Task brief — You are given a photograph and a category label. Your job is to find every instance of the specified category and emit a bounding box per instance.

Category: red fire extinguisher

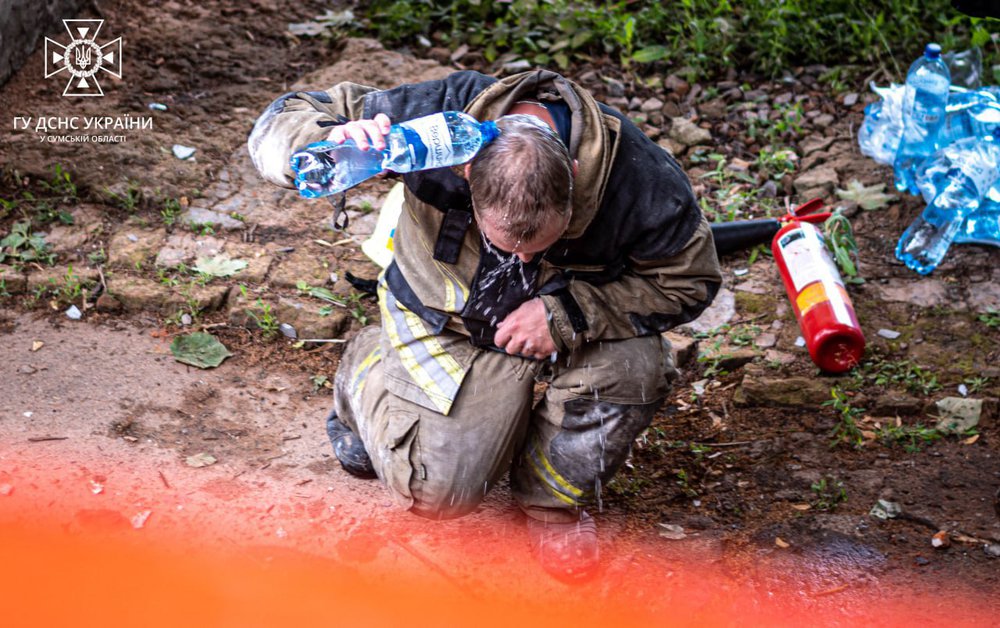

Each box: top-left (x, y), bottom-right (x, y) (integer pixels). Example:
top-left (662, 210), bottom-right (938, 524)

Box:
top-left (771, 199), bottom-right (866, 373)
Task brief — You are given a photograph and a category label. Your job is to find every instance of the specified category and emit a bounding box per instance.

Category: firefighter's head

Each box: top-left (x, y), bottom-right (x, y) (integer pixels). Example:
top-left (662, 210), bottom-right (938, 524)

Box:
top-left (466, 114), bottom-right (573, 262)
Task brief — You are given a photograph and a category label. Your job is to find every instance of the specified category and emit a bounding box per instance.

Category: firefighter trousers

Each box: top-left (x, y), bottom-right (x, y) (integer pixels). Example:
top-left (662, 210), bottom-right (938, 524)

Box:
top-left (332, 325), bottom-right (677, 522)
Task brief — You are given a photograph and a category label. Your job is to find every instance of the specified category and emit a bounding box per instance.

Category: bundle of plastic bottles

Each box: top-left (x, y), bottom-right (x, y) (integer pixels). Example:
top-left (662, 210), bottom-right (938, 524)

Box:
top-left (859, 43), bottom-right (1000, 275)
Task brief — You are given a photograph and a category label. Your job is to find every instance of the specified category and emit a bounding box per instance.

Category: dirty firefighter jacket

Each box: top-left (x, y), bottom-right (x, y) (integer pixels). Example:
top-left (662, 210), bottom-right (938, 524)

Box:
top-left (249, 70), bottom-right (722, 414)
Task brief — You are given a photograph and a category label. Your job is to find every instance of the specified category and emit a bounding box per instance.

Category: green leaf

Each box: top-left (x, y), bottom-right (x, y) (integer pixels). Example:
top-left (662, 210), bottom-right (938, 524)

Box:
top-left (971, 27), bottom-right (990, 48)
top-left (554, 53), bottom-right (569, 69)
top-left (170, 332), bottom-right (232, 369)
top-left (570, 30), bottom-right (592, 49)
top-left (192, 255), bottom-right (248, 278)
top-left (835, 179), bottom-right (896, 211)
top-left (632, 45), bottom-right (669, 63)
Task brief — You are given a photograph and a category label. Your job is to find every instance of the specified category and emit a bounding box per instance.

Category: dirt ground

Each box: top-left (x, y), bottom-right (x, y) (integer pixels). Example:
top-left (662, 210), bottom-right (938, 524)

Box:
top-left (1, 0), bottom-right (998, 621)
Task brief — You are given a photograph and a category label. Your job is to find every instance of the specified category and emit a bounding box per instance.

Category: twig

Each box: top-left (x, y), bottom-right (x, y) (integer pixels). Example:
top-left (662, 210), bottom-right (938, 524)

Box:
top-left (388, 538), bottom-right (481, 600)
top-left (158, 470), bottom-right (171, 489)
top-left (298, 338), bottom-right (348, 344)
top-left (695, 440), bottom-right (763, 448)
top-left (28, 436), bottom-right (68, 442)
top-left (811, 583), bottom-right (850, 598)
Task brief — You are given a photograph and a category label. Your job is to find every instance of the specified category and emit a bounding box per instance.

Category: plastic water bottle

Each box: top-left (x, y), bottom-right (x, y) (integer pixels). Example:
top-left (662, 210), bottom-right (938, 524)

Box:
top-left (955, 199), bottom-right (1000, 247)
top-left (858, 84), bottom-right (906, 165)
top-left (937, 100), bottom-right (1000, 148)
top-left (894, 43), bottom-right (951, 194)
top-left (290, 111), bottom-right (499, 199)
top-left (896, 137), bottom-right (1000, 274)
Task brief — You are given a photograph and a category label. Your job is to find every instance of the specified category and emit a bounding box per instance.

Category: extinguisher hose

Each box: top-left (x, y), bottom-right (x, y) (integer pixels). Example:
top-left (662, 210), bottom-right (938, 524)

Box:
top-left (710, 219), bottom-right (782, 258)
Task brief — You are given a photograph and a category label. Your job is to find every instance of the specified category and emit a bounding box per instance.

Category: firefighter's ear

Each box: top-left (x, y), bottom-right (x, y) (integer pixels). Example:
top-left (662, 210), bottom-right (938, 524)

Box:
top-left (464, 162), bottom-right (472, 180)
top-left (572, 159), bottom-right (578, 179)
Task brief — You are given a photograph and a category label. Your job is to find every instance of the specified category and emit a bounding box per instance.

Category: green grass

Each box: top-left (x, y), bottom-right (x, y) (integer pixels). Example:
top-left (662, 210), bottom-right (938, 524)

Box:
top-left (351, 0), bottom-right (998, 79)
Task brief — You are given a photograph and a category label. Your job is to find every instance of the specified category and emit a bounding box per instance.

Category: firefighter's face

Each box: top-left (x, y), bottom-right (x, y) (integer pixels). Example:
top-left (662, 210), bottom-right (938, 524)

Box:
top-left (477, 210), bottom-right (570, 263)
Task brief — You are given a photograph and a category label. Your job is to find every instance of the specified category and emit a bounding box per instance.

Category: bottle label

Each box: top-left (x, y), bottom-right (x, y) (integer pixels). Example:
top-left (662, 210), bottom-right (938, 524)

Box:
top-left (960, 159), bottom-right (998, 197)
top-left (401, 113), bottom-right (454, 169)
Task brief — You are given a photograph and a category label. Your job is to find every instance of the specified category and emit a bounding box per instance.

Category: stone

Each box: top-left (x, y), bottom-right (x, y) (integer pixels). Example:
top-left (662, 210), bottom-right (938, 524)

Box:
top-left (664, 74), bottom-right (690, 97)
top-left (640, 97), bottom-right (664, 113)
top-left (870, 393), bottom-right (923, 416)
top-left (657, 138), bottom-right (685, 158)
top-left (268, 248), bottom-right (336, 290)
top-left (604, 77), bottom-right (626, 98)
top-left (108, 227), bottom-right (167, 269)
top-left (755, 332), bottom-right (777, 349)
top-left (793, 166), bottom-right (839, 196)
top-left (25, 265), bottom-right (99, 295)
top-left (110, 276), bottom-right (229, 315)
top-left (763, 349), bottom-right (797, 366)
top-left (663, 332), bottom-right (698, 366)
top-left (225, 243), bottom-right (275, 285)
top-left (800, 136), bottom-right (837, 157)
top-left (877, 279), bottom-right (950, 308)
top-left (181, 206), bottom-right (246, 231)
top-left (95, 293), bottom-right (123, 313)
top-left (698, 98), bottom-right (727, 119)
top-left (733, 363), bottom-right (833, 407)
top-left (275, 296), bottom-right (351, 340)
top-left (155, 233), bottom-right (226, 268)
top-left (812, 113), bottom-right (836, 128)
top-left (842, 93), bottom-right (859, 107)
top-left (0, 266), bottom-right (27, 295)
top-left (679, 288), bottom-right (735, 334)
top-left (668, 117), bottom-right (712, 147)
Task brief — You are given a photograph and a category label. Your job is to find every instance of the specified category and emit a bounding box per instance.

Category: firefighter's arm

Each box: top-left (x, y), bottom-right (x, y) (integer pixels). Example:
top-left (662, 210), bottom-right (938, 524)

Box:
top-left (540, 217), bottom-right (722, 352)
top-left (247, 83), bottom-right (378, 188)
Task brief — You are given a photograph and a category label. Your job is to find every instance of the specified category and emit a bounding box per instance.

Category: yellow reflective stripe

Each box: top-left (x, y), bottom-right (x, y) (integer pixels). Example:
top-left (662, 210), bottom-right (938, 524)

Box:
top-left (526, 436), bottom-right (585, 505)
top-left (378, 287), bottom-right (455, 415)
top-left (350, 347), bottom-right (382, 403)
top-left (433, 260), bottom-right (469, 312)
top-left (528, 455), bottom-right (578, 506)
top-left (399, 309), bottom-right (464, 387)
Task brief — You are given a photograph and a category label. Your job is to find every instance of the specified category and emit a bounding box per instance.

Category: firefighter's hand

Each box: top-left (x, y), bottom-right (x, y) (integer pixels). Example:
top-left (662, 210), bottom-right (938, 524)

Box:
top-left (327, 113), bottom-right (391, 151)
top-left (495, 299), bottom-right (557, 360)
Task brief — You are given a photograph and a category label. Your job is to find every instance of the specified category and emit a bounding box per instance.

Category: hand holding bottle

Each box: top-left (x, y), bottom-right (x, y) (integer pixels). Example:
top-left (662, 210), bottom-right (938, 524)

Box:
top-left (327, 113), bottom-right (392, 151)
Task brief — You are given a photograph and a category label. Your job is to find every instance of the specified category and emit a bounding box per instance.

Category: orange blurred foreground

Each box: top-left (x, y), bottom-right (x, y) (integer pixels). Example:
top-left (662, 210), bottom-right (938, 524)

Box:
top-left (1, 450), bottom-right (997, 627)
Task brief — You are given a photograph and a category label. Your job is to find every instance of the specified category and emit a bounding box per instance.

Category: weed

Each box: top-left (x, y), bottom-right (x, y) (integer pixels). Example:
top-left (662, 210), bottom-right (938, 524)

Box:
top-left (246, 297), bottom-right (280, 340)
top-left (0, 221), bottom-right (56, 266)
top-left (87, 248), bottom-right (107, 265)
top-left (878, 421), bottom-right (942, 453)
top-left (106, 180), bottom-right (143, 212)
top-left (754, 147), bottom-right (797, 180)
top-left (1, 166), bottom-right (77, 226)
top-left (810, 476), bottom-right (847, 511)
top-left (310, 374), bottom-right (331, 392)
top-left (823, 387), bottom-right (865, 449)
top-left (963, 376), bottom-right (989, 394)
top-left (55, 265), bottom-right (84, 305)
top-left (355, 0), bottom-right (996, 79)
top-left (188, 222), bottom-right (215, 236)
top-left (823, 208), bottom-right (864, 284)
top-left (978, 308), bottom-right (1000, 329)
top-left (161, 198), bottom-right (183, 226)
top-left (0, 279), bottom-right (9, 299)
top-left (856, 357), bottom-right (941, 396)
top-left (674, 468), bottom-right (698, 498)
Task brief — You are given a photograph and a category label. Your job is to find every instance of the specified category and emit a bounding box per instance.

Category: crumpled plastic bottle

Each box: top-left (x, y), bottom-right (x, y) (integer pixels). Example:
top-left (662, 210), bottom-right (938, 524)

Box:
top-left (896, 136), bottom-right (1000, 274)
top-left (893, 43), bottom-right (951, 194)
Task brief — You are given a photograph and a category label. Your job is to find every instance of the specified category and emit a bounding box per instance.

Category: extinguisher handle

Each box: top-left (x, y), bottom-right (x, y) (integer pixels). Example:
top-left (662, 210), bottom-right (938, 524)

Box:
top-left (782, 198), bottom-right (831, 225)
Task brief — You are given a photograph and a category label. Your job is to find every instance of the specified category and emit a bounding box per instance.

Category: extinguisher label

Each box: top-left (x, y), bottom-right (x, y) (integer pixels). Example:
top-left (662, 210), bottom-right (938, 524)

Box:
top-left (776, 227), bottom-right (843, 294)
top-left (796, 282), bottom-right (851, 317)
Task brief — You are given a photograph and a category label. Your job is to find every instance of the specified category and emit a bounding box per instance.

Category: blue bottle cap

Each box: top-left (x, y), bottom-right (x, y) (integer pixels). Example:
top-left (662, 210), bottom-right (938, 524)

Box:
top-left (925, 43), bottom-right (942, 58)
top-left (479, 120), bottom-right (499, 146)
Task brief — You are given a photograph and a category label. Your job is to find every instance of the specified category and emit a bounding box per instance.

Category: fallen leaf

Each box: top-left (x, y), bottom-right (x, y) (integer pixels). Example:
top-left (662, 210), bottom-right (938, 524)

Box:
top-left (657, 523), bottom-right (687, 540)
top-left (931, 531), bottom-right (951, 549)
top-left (963, 434), bottom-right (980, 445)
top-left (170, 333), bottom-right (232, 369)
top-left (861, 430), bottom-right (878, 440)
top-left (835, 179), bottom-right (897, 210)
top-left (30, 341), bottom-right (44, 352)
top-left (775, 537), bottom-right (791, 548)
top-left (791, 504), bottom-right (812, 511)
top-left (185, 453), bottom-right (217, 468)
top-left (193, 255), bottom-right (248, 278)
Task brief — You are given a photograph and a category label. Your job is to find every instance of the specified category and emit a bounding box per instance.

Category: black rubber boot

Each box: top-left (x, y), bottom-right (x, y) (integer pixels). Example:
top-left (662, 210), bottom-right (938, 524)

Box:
top-left (325, 407), bottom-right (377, 479)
